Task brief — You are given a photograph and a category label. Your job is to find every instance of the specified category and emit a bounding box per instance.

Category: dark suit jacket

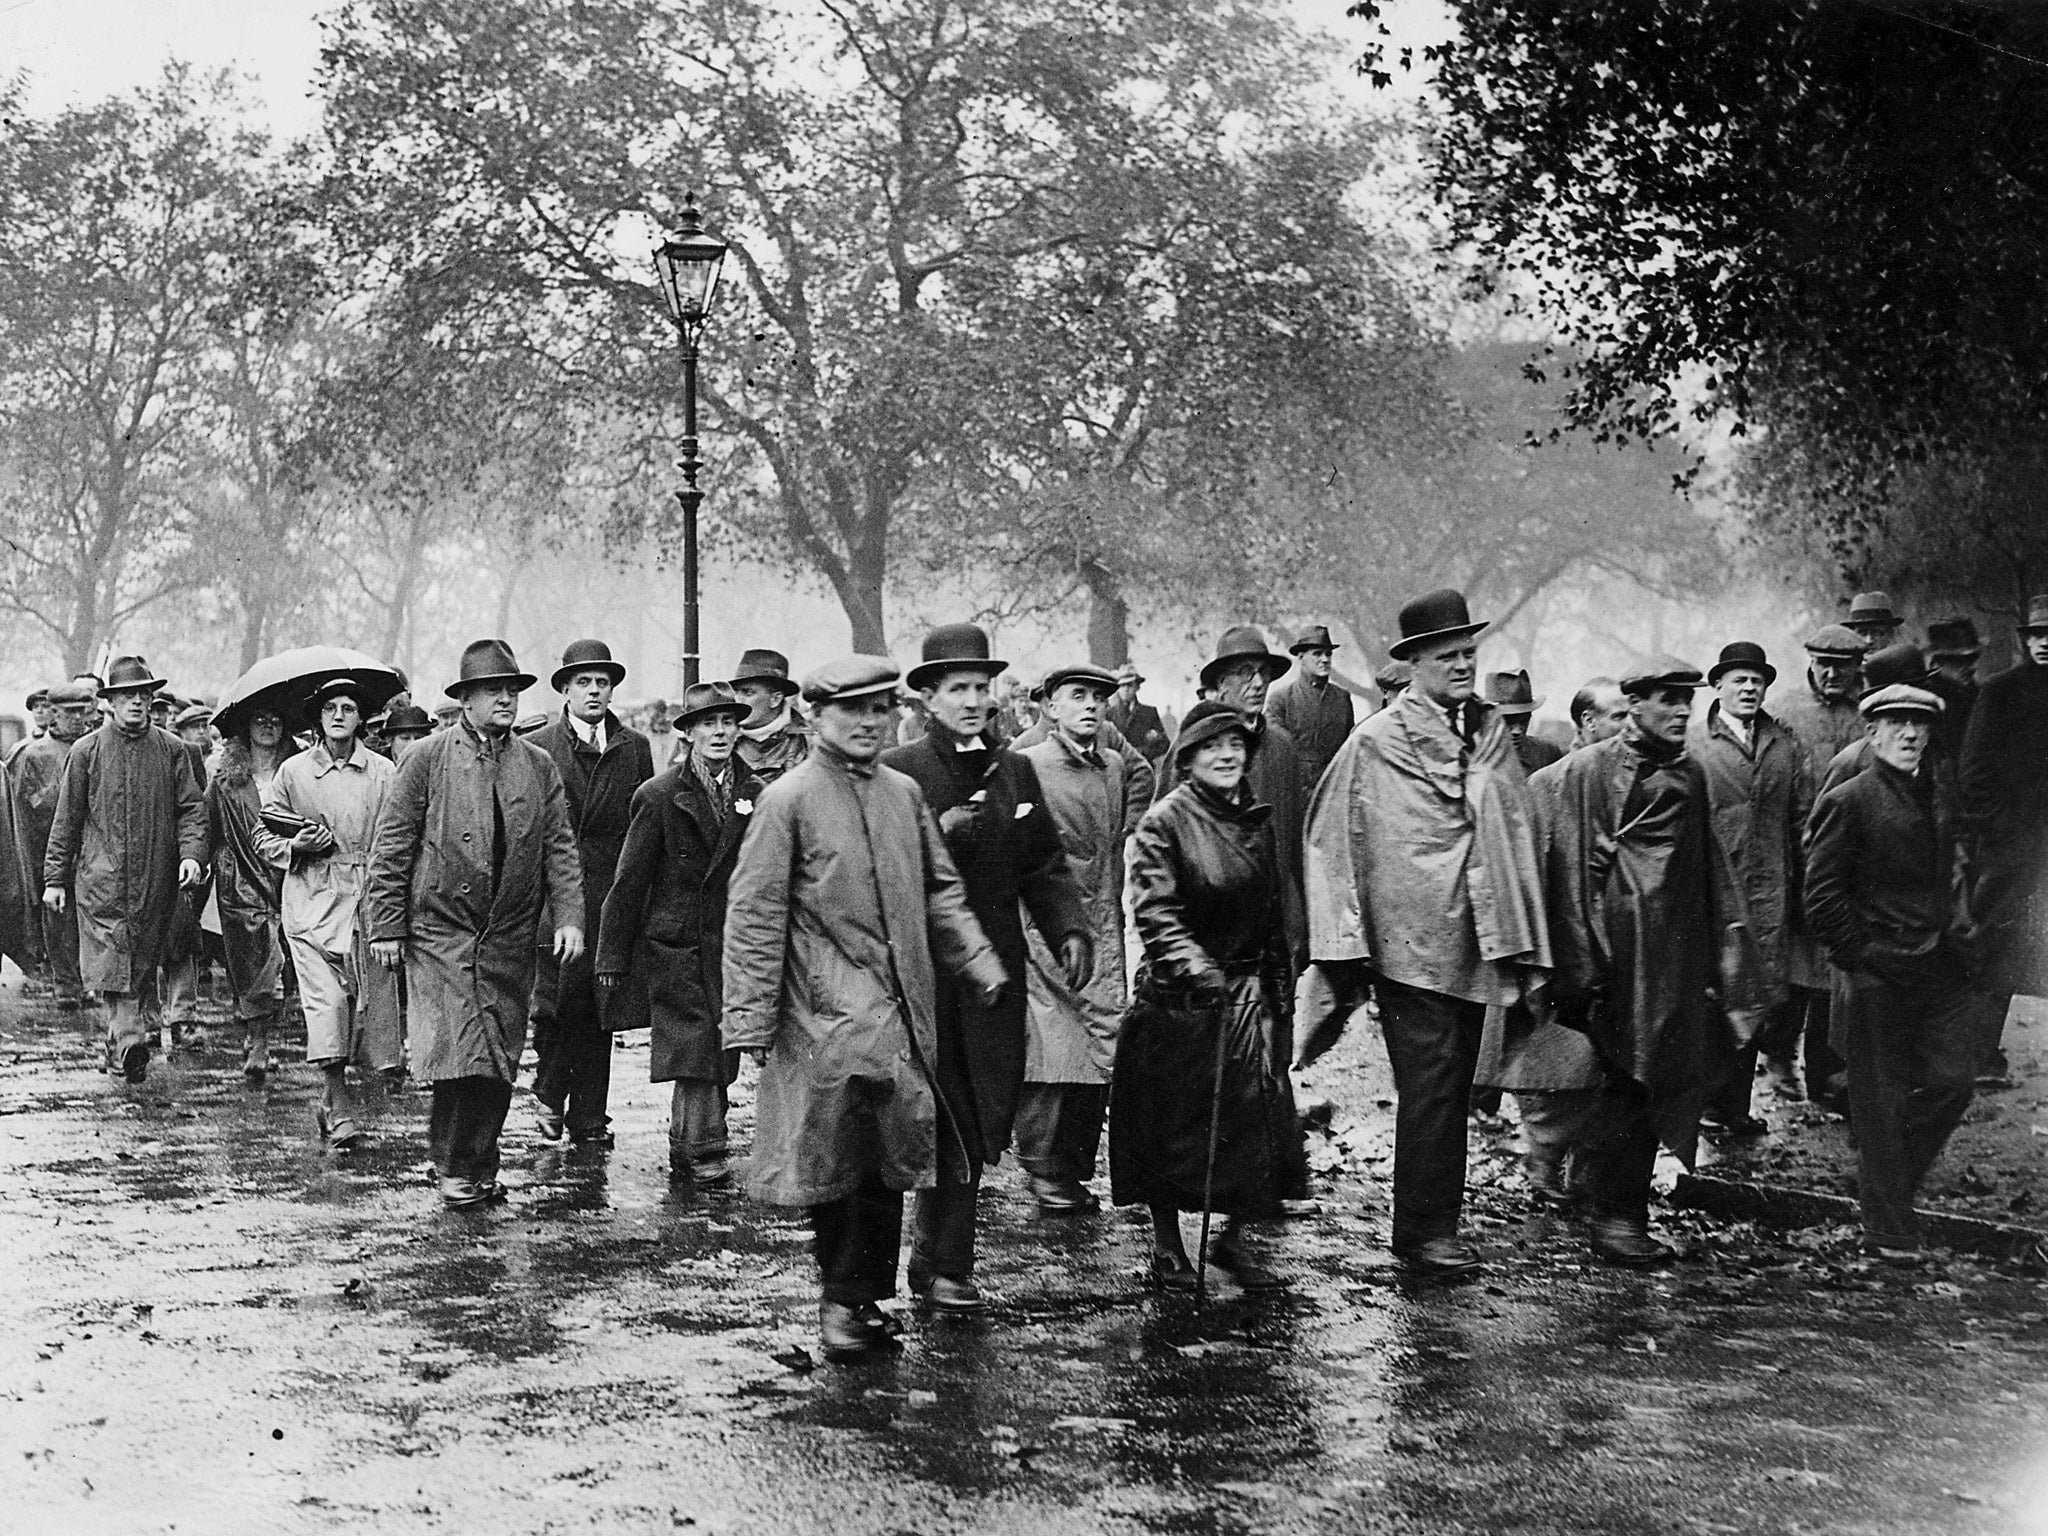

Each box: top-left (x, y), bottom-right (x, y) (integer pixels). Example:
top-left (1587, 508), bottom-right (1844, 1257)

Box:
top-left (1806, 758), bottom-right (1958, 979)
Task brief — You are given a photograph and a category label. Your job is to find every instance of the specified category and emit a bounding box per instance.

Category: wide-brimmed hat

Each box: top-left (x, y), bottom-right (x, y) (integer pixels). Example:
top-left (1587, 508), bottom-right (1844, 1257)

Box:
top-left (1290, 623), bottom-right (1338, 655)
top-left (1925, 617), bottom-right (1983, 658)
top-left (1171, 700), bottom-right (1261, 765)
top-left (802, 655), bottom-right (902, 706)
top-left (1040, 662), bottom-right (1119, 699)
top-left (1860, 642), bottom-right (1932, 694)
top-left (1846, 591), bottom-right (1901, 630)
top-left (551, 638), bottom-right (626, 692)
top-left (1708, 641), bottom-right (1777, 687)
top-left (1861, 683), bottom-right (1944, 720)
top-left (1619, 655), bottom-right (1706, 696)
top-left (1803, 624), bottom-right (1869, 660)
top-left (1199, 626), bottom-right (1290, 690)
top-left (383, 703), bottom-right (433, 738)
top-left (1389, 589), bottom-right (1488, 660)
top-left (446, 639), bottom-right (536, 699)
top-left (2022, 594), bottom-right (2048, 633)
top-left (907, 624), bottom-right (1008, 692)
top-left (673, 680), bottom-right (746, 730)
top-left (1483, 669), bottom-right (1543, 715)
top-left (729, 647), bottom-right (801, 697)
top-left (101, 655), bottom-right (167, 696)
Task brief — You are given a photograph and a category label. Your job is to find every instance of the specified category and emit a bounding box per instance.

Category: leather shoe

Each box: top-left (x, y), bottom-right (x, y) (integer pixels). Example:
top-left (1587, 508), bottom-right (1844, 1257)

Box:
top-left (532, 1100), bottom-right (566, 1143)
top-left (1027, 1174), bottom-right (1100, 1213)
top-left (914, 1274), bottom-right (985, 1313)
top-left (441, 1177), bottom-right (488, 1207)
top-left (1589, 1216), bottom-right (1676, 1267)
top-left (820, 1301), bottom-right (880, 1359)
top-left (1701, 1110), bottom-right (1768, 1138)
top-left (1395, 1237), bottom-right (1483, 1277)
top-left (110, 1040), bottom-right (150, 1084)
top-left (1148, 1252), bottom-right (1200, 1292)
top-left (854, 1301), bottom-right (904, 1338)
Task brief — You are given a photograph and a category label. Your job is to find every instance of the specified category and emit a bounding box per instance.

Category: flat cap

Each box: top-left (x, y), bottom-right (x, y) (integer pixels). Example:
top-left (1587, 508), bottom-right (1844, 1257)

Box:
top-left (1860, 683), bottom-right (1944, 720)
top-left (801, 654), bottom-right (902, 706)
top-left (47, 683), bottom-right (96, 707)
top-left (1619, 654), bottom-right (1706, 696)
top-left (1803, 624), bottom-right (1869, 659)
top-left (24, 688), bottom-right (49, 709)
top-left (1040, 662), bottom-right (1119, 697)
top-left (173, 704), bottom-right (213, 730)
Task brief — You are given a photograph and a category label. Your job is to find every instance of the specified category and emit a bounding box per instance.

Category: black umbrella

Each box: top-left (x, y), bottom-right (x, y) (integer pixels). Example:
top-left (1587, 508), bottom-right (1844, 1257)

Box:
top-left (213, 647), bottom-right (405, 739)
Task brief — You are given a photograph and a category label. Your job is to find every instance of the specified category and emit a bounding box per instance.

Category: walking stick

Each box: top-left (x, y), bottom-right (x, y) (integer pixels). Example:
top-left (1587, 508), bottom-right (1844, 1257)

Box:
top-left (1193, 987), bottom-right (1233, 1308)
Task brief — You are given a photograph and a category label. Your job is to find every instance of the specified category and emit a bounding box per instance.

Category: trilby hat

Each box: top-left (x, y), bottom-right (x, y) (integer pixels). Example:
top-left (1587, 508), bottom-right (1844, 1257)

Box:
top-left (729, 647), bottom-right (801, 698)
top-left (1389, 589), bottom-right (1488, 661)
top-left (802, 655), bottom-right (902, 707)
top-left (383, 703), bottom-right (433, 737)
top-left (1846, 591), bottom-right (1901, 629)
top-left (1860, 683), bottom-right (1943, 720)
top-left (1199, 626), bottom-right (1290, 690)
top-left (907, 624), bottom-right (1008, 692)
top-left (445, 638), bottom-right (536, 699)
top-left (100, 655), bottom-right (167, 695)
top-left (1041, 662), bottom-right (1119, 699)
top-left (1708, 641), bottom-right (1777, 687)
top-left (1802, 624), bottom-right (1869, 660)
top-left (2021, 594), bottom-right (2048, 633)
top-left (1483, 669), bottom-right (1543, 716)
top-left (551, 638), bottom-right (627, 692)
top-left (1618, 655), bottom-right (1706, 696)
top-left (673, 680), bottom-right (747, 730)
top-left (1170, 700), bottom-right (1262, 765)
top-left (1113, 661), bottom-right (1144, 685)
top-left (1290, 623), bottom-right (1338, 655)
top-left (1860, 641), bottom-right (1932, 695)
top-left (1925, 617), bottom-right (1983, 658)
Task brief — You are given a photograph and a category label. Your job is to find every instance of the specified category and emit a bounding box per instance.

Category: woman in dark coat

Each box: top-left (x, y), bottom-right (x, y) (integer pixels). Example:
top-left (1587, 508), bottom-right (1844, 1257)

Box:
top-left (1111, 701), bottom-right (1299, 1292)
top-left (597, 683), bottom-right (762, 1182)
top-left (203, 707), bottom-right (288, 1080)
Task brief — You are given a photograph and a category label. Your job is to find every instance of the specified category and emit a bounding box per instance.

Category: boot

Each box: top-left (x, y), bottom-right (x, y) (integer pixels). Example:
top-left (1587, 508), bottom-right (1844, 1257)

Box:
top-left (1588, 1213), bottom-right (1676, 1267)
top-left (242, 1014), bottom-right (273, 1083)
top-left (820, 1301), bottom-right (887, 1360)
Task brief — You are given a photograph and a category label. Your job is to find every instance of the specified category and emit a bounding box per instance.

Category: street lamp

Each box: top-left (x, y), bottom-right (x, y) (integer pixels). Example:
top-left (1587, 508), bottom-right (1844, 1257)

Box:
top-left (653, 193), bottom-right (730, 689)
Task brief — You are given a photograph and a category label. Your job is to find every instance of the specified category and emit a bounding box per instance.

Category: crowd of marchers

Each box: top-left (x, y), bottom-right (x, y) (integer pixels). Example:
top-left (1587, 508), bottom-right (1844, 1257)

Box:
top-left (0, 583), bottom-right (2041, 1363)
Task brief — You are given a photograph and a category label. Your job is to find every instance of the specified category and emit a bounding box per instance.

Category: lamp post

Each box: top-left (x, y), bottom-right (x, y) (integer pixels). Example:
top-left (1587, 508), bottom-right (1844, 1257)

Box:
top-left (653, 193), bottom-right (730, 689)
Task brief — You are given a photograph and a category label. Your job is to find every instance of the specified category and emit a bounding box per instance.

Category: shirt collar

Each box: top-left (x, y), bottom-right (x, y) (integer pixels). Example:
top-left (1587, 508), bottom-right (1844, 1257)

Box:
top-left (566, 710), bottom-right (607, 752)
top-left (311, 740), bottom-right (367, 776)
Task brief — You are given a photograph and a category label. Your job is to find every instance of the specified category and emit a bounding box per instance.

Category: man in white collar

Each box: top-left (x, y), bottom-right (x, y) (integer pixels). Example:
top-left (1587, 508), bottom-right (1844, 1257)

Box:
top-left (730, 647), bottom-right (810, 786)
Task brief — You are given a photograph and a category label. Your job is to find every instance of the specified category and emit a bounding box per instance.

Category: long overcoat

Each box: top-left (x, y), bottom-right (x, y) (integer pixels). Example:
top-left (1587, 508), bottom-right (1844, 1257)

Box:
top-left (1156, 714), bottom-right (1308, 962)
top-left (526, 712), bottom-right (655, 1033)
top-left (203, 743), bottom-right (284, 1017)
top-left (362, 722), bottom-right (582, 1084)
top-left (1018, 731), bottom-right (1143, 1084)
top-left (1772, 675), bottom-right (1866, 990)
top-left (1266, 672), bottom-right (1355, 800)
top-left (1008, 714), bottom-right (1156, 808)
top-left (0, 746), bottom-right (35, 970)
top-left (880, 732), bottom-right (1088, 1166)
top-left (1958, 661), bottom-right (2048, 996)
top-left (11, 734), bottom-right (76, 976)
top-left (1537, 733), bottom-right (1766, 1160)
top-left (1110, 781), bottom-right (1303, 1215)
top-left (43, 723), bottom-right (206, 993)
top-left (721, 746), bottom-right (1004, 1206)
top-left (598, 758), bottom-right (761, 1082)
top-left (1688, 701), bottom-right (1812, 1001)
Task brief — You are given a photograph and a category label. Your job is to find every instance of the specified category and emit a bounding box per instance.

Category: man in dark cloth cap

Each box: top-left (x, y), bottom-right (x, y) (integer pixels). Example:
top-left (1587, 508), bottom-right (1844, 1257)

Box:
top-left (1266, 624), bottom-right (1355, 798)
top-left (729, 647), bottom-right (811, 787)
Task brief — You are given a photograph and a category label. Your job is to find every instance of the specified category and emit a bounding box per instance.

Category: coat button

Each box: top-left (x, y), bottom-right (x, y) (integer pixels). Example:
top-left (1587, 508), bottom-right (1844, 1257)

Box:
top-left (899, 1049), bottom-right (910, 1062)
top-left (460, 882), bottom-right (471, 894)
top-left (462, 831), bottom-right (471, 842)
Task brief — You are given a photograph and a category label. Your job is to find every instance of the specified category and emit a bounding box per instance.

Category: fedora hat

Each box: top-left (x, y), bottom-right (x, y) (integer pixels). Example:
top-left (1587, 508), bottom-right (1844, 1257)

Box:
top-left (1925, 617), bottom-right (1982, 658)
top-left (1860, 641), bottom-right (1932, 694)
top-left (1708, 641), bottom-right (1777, 687)
top-left (1041, 662), bottom-right (1119, 699)
top-left (1389, 589), bottom-right (1488, 660)
top-left (1482, 669), bottom-right (1543, 716)
top-left (383, 703), bottom-right (433, 738)
top-left (673, 680), bottom-right (747, 730)
top-left (907, 623), bottom-right (1008, 692)
top-left (1290, 623), bottom-right (1338, 655)
top-left (1170, 700), bottom-right (1262, 765)
top-left (1114, 662), bottom-right (1144, 685)
top-left (551, 638), bottom-right (626, 692)
top-left (1846, 591), bottom-right (1901, 630)
top-left (1199, 626), bottom-right (1290, 690)
top-left (802, 655), bottom-right (902, 706)
top-left (2022, 594), bottom-right (2048, 633)
top-left (100, 655), bottom-right (166, 695)
top-left (729, 647), bottom-right (801, 697)
top-left (445, 638), bottom-right (536, 699)
top-left (1618, 655), bottom-right (1706, 696)
top-left (1802, 624), bottom-right (1869, 660)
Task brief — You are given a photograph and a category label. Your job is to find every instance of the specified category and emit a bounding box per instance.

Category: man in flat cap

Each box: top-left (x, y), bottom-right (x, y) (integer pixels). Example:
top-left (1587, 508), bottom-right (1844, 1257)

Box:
top-left (1808, 682), bottom-right (1977, 1261)
top-left (1302, 589), bottom-right (1549, 1275)
top-left (1373, 660), bottom-right (1414, 713)
top-left (365, 640), bottom-right (584, 1205)
top-left (11, 684), bottom-right (95, 1011)
top-left (1536, 656), bottom-right (1762, 1265)
top-left (729, 647), bottom-right (810, 787)
top-left (881, 624), bottom-right (1090, 1311)
top-left (1688, 643), bottom-right (1813, 1129)
top-left (723, 655), bottom-right (1004, 1360)
top-left (1104, 663), bottom-right (1171, 773)
top-left (525, 640), bottom-right (655, 1149)
top-left (43, 656), bottom-right (207, 1083)
top-left (1267, 624), bottom-right (1355, 799)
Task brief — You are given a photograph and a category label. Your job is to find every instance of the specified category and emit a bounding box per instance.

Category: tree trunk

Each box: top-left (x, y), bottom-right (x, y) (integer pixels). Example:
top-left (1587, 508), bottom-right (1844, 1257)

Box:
top-left (1080, 557), bottom-right (1130, 668)
top-left (239, 589), bottom-right (270, 673)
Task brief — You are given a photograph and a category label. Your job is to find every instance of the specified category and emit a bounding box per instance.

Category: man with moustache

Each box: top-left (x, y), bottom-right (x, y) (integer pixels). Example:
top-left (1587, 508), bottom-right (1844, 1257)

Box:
top-left (881, 624), bottom-right (1090, 1312)
top-left (12, 684), bottom-right (97, 1011)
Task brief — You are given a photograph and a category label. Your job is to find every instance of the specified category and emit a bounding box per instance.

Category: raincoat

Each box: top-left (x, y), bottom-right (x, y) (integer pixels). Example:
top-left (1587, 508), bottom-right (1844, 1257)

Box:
top-left (1266, 671), bottom-right (1355, 799)
top-left (362, 721), bottom-right (582, 1084)
top-left (1959, 662), bottom-right (2048, 998)
top-left (11, 735), bottom-right (72, 960)
top-left (721, 745), bottom-right (1004, 1206)
top-left (43, 723), bottom-right (207, 993)
top-left (1688, 701), bottom-right (1812, 1003)
top-left (1773, 674), bottom-right (1867, 990)
top-left (1156, 715), bottom-right (1307, 961)
top-left (203, 742), bottom-right (284, 1018)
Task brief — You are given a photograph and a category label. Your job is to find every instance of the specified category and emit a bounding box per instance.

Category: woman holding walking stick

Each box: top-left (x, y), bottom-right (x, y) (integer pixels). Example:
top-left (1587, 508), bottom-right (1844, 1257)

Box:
top-left (1110, 701), bottom-right (1300, 1293)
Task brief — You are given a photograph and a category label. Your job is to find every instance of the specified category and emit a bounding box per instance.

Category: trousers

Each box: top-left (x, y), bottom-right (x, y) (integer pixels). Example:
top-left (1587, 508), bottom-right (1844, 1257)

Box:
top-left (669, 1076), bottom-right (730, 1165)
top-left (41, 901), bottom-right (81, 1002)
top-left (1013, 1082), bottom-right (1109, 1182)
top-left (1580, 1086), bottom-right (1660, 1221)
top-left (532, 1011), bottom-right (614, 1137)
top-left (1374, 977), bottom-right (1487, 1251)
top-left (428, 1077), bottom-right (514, 1184)
top-left (811, 1180), bottom-right (904, 1305)
top-left (1516, 1087), bottom-right (1601, 1172)
top-left (911, 1164), bottom-right (982, 1281)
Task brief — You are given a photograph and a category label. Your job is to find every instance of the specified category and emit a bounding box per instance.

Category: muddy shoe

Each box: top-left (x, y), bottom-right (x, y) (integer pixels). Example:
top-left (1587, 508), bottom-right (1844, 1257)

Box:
top-left (1147, 1252), bottom-right (1200, 1292)
top-left (1027, 1173), bottom-right (1100, 1213)
top-left (1395, 1237), bottom-right (1483, 1277)
top-left (441, 1177), bottom-right (490, 1208)
top-left (108, 1040), bottom-right (151, 1084)
top-left (820, 1301), bottom-right (885, 1360)
top-left (1589, 1217), bottom-right (1676, 1267)
top-left (532, 1099), bottom-right (566, 1144)
top-left (854, 1301), bottom-right (905, 1339)
top-left (1209, 1236), bottom-right (1288, 1292)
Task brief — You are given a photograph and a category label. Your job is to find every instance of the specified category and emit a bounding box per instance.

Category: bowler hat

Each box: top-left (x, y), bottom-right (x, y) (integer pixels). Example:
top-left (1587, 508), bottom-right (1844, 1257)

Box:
top-left (673, 680), bottom-right (746, 730)
top-left (1860, 683), bottom-right (1943, 720)
top-left (907, 624), bottom-right (1008, 692)
top-left (1846, 591), bottom-right (1900, 630)
top-left (1041, 662), bottom-right (1119, 699)
top-left (729, 647), bottom-right (801, 697)
top-left (1482, 669), bottom-right (1543, 716)
top-left (1389, 589), bottom-right (1488, 660)
top-left (2022, 594), bottom-right (2048, 633)
top-left (1290, 623), bottom-right (1338, 655)
top-left (445, 639), bottom-right (536, 699)
top-left (1708, 641), bottom-right (1777, 687)
top-left (100, 655), bottom-right (166, 695)
top-left (1199, 626), bottom-right (1290, 690)
top-left (802, 655), bottom-right (902, 706)
top-left (384, 703), bottom-right (433, 738)
top-left (1374, 659), bottom-right (1414, 693)
top-left (1170, 700), bottom-right (1262, 766)
top-left (1802, 624), bottom-right (1869, 660)
top-left (1618, 655), bottom-right (1706, 696)
top-left (1860, 641), bottom-right (1932, 694)
top-left (551, 638), bottom-right (627, 692)
top-left (1925, 617), bottom-right (1982, 658)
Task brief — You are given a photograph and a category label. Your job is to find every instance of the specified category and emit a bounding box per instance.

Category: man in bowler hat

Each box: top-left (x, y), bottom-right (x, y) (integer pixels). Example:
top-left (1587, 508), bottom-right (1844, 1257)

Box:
top-left (1266, 624), bottom-right (1354, 798)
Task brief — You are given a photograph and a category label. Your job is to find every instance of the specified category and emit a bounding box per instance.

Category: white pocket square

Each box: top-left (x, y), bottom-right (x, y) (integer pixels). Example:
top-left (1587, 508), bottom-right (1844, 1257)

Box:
top-left (1014, 802), bottom-right (1034, 819)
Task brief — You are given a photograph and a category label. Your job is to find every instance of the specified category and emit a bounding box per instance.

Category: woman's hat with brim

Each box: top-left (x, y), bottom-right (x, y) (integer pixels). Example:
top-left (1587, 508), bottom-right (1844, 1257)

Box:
top-left (551, 638), bottom-right (627, 692)
top-left (1483, 669), bottom-right (1543, 715)
top-left (1171, 700), bottom-right (1261, 765)
top-left (100, 655), bottom-right (167, 695)
top-left (1708, 641), bottom-right (1777, 687)
top-left (907, 624), bottom-right (1007, 692)
top-left (1860, 682), bottom-right (1944, 720)
top-left (446, 638), bottom-right (536, 699)
top-left (1199, 626), bottom-right (1290, 689)
top-left (1618, 655), bottom-right (1706, 696)
top-left (308, 677), bottom-right (369, 711)
top-left (673, 680), bottom-right (747, 730)
top-left (1388, 589), bottom-right (1488, 661)
top-left (729, 647), bottom-right (802, 698)
top-left (802, 655), bottom-right (902, 707)
top-left (1040, 663), bottom-right (1119, 699)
